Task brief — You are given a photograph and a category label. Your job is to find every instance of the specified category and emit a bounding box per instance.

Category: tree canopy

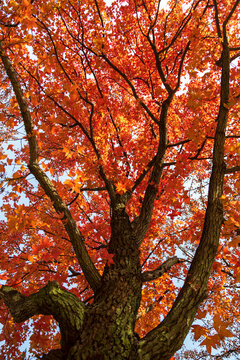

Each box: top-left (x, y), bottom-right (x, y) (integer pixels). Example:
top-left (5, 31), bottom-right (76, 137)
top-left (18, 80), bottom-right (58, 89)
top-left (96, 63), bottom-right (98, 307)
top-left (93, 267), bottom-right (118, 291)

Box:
top-left (0, 0), bottom-right (240, 359)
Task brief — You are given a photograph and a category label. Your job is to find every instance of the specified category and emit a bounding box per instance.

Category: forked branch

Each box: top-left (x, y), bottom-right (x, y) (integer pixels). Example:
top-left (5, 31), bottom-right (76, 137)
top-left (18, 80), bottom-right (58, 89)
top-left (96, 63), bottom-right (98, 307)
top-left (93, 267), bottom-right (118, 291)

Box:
top-left (0, 281), bottom-right (85, 352)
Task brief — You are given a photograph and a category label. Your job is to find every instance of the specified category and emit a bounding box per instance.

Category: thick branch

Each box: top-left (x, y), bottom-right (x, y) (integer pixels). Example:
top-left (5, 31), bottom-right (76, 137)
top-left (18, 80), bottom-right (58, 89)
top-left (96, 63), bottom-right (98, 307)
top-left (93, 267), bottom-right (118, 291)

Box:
top-left (0, 282), bottom-right (85, 352)
top-left (133, 96), bottom-right (172, 246)
top-left (138, 11), bottom-right (231, 360)
top-left (0, 42), bottom-right (101, 292)
top-left (141, 256), bottom-right (181, 282)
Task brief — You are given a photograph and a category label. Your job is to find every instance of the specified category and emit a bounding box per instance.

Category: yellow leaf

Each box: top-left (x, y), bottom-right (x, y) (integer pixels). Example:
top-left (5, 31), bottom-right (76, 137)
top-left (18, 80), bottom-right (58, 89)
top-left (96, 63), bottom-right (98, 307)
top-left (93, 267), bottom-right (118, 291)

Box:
top-left (116, 182), bottom-right (127, 195)
top-left (28, 254), bottom-right (35, 263)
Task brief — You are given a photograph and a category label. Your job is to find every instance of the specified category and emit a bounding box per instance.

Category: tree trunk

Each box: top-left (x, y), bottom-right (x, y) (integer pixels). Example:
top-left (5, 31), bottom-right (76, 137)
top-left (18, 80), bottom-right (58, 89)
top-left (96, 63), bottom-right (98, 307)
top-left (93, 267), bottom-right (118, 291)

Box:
top-left (68, 262), bottom-right (142, 360)
top-left (68, 208), bottom-right (142, 359)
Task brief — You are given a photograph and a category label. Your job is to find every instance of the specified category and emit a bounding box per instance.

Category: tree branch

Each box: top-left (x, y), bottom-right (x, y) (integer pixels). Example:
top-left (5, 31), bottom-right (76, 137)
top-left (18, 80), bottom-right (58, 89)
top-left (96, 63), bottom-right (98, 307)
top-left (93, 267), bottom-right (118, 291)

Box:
top-left (0, 42), bottom-right (101, 292)
top-left (80, 186), bottom-right (107, 192)
top-left (189, 138), bottom-right (207, 160)
top-left (167, 139), bottom-right (190, 148)
top-left (133, 95), bottom-right (172, 246)
top-left (225, 166), bottom-right (240, 174)
top-left (0, 20), bottom-right (20, 27)
top-left (174, 41), bottom-right (191, 91)
top-left (131, 155), bottom-right (157, 194)
top-left (141, 256), bottom-right (181, 282)
top-left (213, 0), bottom-right (222, 38)
top-left (138, 6), bottom-right (231, 357)
top-left (230, 46), bottom-right (240, 51)
top-left (0, 282), bottom-right (85, 353)
top-left (223, 0), bottom-right (240, 28)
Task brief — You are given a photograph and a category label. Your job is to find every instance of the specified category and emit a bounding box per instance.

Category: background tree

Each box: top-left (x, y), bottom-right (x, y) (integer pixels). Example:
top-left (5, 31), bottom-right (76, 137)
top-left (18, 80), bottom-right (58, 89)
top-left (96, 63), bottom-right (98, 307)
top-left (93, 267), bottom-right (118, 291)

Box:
top-left (0, 0), bottom-right (239, 359)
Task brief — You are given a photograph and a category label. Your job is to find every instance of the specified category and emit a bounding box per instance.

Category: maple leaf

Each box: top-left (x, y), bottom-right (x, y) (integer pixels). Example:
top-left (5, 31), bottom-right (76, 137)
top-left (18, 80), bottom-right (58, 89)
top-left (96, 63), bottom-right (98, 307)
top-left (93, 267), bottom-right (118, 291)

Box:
top-left (115, 181), bottom-right (127, 195)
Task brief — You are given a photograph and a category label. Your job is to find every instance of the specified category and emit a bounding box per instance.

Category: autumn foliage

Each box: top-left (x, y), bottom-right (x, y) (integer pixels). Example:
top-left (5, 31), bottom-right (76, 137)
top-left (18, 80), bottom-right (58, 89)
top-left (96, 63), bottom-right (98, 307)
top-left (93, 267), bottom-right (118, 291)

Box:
top-left (0, 0), bottom-right (240, 359)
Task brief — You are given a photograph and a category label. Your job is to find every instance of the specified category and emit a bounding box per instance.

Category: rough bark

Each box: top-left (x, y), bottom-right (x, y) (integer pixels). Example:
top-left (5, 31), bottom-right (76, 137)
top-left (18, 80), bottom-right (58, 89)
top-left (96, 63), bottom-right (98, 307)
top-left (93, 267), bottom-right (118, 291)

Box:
top-left (66, 207), bottom-right (142, 359)
top-left (0, 281), bottom-right (85, 355)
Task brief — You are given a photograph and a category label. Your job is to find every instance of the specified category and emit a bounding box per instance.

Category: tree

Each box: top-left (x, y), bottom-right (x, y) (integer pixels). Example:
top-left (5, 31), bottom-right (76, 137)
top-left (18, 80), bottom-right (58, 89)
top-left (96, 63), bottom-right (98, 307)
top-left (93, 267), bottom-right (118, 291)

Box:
top-left (0, 0), bottom-right (239, 358)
